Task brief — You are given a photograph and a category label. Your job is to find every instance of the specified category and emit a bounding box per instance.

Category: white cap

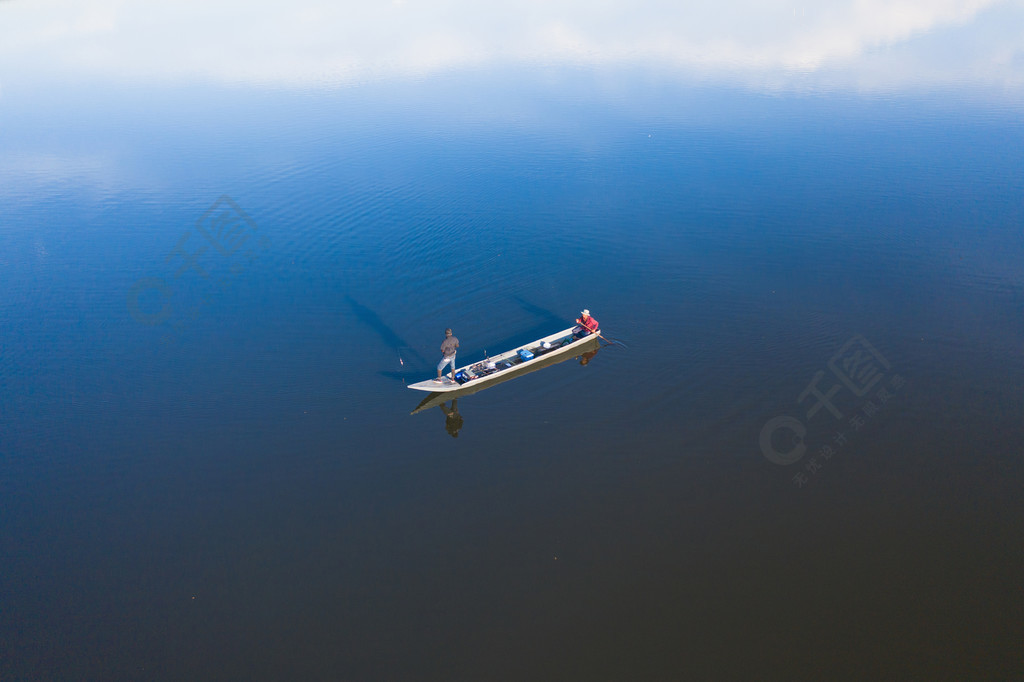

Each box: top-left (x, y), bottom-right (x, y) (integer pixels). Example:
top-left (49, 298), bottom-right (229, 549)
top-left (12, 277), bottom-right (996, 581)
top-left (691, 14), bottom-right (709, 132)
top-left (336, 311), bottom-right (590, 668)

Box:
top-left (581, 309), bottom-right (590, 316)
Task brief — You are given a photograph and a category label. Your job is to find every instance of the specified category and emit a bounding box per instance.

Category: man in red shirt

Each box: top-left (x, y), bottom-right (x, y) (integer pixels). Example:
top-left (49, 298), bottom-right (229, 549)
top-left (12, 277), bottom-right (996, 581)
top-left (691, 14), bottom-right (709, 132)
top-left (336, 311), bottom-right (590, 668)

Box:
top-left (575, 309), bottom-right (599, 338)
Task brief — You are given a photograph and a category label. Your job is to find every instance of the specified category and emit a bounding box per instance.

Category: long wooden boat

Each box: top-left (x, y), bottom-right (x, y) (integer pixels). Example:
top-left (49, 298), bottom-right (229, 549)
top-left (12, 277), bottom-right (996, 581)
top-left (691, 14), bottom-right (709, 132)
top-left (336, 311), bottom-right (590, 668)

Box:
top-left (410, 333), bottom-right (599, 414)
top-left (407, 326), bottom-right (599, 393)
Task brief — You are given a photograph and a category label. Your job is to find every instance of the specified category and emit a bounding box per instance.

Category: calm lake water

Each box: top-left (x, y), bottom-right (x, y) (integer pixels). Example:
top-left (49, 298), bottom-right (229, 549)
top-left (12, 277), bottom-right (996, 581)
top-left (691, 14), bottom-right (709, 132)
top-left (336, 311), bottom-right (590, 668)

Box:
top-left (2, 31), bottom-right (1024, 682)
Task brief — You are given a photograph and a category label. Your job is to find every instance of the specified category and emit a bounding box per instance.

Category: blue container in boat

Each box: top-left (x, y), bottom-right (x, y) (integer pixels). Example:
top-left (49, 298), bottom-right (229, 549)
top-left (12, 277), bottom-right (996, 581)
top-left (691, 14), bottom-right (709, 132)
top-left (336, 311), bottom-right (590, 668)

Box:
top-left (518, 349), bottom-right (534, 361)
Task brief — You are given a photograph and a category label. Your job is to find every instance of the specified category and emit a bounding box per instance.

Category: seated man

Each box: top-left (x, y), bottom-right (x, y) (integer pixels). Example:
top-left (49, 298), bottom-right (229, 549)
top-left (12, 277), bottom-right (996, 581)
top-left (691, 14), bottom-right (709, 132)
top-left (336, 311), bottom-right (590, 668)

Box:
top-left (573, 309), bottom-right (599, 338)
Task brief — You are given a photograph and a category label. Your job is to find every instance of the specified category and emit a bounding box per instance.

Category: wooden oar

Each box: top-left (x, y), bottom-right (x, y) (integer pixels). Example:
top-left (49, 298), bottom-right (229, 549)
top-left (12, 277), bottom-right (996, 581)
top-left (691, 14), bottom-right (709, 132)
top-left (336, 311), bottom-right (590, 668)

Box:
top-left (577, 321), bottom-right (618, 347)
top-left (598, 332), bottom-right (628, 348)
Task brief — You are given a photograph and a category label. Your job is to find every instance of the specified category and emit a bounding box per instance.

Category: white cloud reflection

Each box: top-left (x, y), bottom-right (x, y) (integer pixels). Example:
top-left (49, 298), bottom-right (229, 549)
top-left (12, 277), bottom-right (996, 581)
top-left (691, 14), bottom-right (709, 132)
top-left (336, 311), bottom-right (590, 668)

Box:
top-left (1, 0), bottom-right (1022, 93)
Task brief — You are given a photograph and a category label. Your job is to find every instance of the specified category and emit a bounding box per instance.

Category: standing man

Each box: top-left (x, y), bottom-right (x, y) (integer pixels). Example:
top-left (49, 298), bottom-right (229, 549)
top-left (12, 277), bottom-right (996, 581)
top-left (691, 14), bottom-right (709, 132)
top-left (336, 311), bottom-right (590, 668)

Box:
top-left (436, 328), bottom-right (460, 383)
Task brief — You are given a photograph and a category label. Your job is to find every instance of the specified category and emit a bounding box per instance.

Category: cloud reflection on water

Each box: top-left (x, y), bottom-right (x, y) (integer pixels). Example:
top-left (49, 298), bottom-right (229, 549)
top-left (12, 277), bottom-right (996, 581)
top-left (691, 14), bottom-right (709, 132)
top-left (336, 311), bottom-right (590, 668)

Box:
top-left (1, 0), bottom-right (1022, 95)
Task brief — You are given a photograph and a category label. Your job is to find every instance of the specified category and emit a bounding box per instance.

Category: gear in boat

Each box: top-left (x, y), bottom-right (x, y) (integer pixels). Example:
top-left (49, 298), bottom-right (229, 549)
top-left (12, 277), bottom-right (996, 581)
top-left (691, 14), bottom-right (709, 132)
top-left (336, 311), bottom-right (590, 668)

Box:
top-left (453, 333), bottom-right (581, 385)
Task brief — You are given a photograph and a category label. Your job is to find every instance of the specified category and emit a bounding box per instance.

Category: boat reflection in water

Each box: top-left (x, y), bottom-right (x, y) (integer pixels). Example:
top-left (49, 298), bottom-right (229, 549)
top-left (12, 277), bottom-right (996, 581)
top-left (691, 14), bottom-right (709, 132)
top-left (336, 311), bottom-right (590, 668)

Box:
top-left (438, 399), bottom-right (463, 438)
top-left (411, 335), bottom-right (601, 433)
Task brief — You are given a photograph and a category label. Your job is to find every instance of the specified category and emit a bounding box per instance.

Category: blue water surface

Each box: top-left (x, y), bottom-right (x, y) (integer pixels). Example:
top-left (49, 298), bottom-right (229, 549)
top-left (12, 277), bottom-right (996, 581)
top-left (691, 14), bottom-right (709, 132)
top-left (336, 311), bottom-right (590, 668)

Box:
top-left (1, 70), bottom-right (1022, 678)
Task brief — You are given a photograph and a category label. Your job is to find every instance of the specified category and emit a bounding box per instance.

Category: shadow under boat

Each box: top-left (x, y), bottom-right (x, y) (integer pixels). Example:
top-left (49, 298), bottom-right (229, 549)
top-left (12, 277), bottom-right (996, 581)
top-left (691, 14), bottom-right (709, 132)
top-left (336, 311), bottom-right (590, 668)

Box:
top-left (410, 335), bottom-right (601, 415)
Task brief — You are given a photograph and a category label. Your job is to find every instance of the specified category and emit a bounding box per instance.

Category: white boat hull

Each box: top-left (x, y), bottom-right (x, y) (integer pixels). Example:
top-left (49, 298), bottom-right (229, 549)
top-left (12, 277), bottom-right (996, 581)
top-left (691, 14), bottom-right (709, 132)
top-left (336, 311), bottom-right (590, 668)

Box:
top-left (407, 326), bottom-right (598, 392)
